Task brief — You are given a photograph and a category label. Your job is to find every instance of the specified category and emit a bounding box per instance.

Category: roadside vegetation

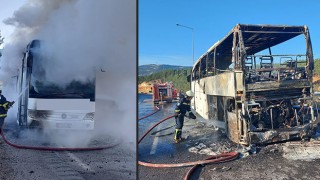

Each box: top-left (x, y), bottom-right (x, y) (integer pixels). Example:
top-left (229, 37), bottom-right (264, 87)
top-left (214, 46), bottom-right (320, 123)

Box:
top-left (138, 68), bottom-right (191, 92)
top-left (313, 58), bottom-right (320, 91)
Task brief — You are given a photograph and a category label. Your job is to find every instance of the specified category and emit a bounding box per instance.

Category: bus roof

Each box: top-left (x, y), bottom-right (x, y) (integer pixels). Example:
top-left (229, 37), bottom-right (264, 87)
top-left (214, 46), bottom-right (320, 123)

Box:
top-left (195, 24), bottom-right (308, 65)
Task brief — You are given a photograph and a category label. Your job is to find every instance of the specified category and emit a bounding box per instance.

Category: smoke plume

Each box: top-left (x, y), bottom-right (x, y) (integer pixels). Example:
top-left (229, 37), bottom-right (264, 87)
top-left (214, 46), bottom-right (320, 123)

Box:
top-left (0, 0), bottom-right (136, 149)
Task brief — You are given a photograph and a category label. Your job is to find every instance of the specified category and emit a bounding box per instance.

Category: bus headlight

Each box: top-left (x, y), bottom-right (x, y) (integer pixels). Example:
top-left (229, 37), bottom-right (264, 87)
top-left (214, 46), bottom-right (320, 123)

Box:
top-left (28, 110), bottom-right (48, 119)
top-left (28, 111), bottom-right (36, 119)
top-left (83, 112), bottom-right (94, 121)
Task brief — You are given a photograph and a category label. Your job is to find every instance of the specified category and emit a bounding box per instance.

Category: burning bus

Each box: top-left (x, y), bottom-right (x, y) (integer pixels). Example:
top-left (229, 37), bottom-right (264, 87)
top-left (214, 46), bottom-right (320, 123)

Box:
top-left (17, 40), bottom-right (95, 130)
top-left (189, 24), bottom-right (319, 145)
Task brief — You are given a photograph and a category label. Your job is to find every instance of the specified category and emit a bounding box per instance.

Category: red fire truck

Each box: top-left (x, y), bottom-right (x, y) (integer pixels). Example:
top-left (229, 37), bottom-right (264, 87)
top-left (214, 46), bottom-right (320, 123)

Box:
top-left (152, 82), bottom-right (177, 104)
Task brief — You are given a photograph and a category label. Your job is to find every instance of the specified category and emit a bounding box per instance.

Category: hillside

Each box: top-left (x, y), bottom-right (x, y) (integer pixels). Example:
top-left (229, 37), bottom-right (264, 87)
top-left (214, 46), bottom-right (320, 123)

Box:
top-left (138, 64), bottom-right (192, 76)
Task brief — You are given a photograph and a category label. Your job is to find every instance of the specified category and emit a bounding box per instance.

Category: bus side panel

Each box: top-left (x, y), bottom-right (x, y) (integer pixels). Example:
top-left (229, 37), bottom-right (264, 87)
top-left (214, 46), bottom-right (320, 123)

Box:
top-left (204, 72), bottom-right (243, 96)
top-left (192, 79), bottom-right (209, 119)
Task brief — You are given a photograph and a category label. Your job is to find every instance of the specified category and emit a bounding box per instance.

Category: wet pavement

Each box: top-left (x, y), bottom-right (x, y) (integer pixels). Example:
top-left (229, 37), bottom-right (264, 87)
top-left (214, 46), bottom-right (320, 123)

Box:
top-left (138, 94), bottom-right (320, 180)
top-left (138, 95), bottom-right (236, 179)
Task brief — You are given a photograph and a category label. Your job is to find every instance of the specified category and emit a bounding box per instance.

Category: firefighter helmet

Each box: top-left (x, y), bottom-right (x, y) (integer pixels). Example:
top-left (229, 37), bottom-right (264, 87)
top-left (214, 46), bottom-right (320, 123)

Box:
top-left (185, 90), bottom-right (194, 97)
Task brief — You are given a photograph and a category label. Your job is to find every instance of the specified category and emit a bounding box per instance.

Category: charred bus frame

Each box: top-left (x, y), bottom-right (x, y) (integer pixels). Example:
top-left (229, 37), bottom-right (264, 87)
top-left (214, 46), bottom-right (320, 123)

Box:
top-left (190, 24), bottom-right (319, 145)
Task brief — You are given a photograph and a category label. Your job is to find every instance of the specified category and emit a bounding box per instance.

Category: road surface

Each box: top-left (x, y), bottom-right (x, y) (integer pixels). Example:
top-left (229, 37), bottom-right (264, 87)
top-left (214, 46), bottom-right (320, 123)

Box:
top-left (138, 101), bottom-right (320, 180)
top-left (0, 126), bottom-right (135, 180)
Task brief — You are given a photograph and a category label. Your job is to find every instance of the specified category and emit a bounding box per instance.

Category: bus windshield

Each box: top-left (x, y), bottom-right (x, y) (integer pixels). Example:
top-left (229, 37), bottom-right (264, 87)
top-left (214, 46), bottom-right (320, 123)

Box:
top-left (27, 40), bottom-right (95, 101)
top-left (29, 80), bottom-right (95, 100)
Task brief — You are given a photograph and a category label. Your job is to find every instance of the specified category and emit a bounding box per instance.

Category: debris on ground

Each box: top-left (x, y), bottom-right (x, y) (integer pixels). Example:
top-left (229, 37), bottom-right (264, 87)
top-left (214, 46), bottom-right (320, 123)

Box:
top-left (188, 143), bottom-right (218, 156)
top-left (281, 139), bottom-right (320, 161)
top-left (209, 166), bottom-right (231, 172)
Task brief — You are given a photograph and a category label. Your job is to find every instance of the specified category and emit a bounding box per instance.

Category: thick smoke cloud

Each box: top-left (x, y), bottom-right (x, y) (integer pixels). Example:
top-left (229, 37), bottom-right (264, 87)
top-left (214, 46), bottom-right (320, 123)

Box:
top-left (0, 0), bottom-right (136, 148)
top-left (2, 0), bottom-right (135, 84)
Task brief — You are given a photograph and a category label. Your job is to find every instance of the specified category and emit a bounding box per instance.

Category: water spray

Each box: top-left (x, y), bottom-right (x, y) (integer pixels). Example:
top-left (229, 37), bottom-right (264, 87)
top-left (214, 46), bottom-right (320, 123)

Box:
top-left (12, 85), bottom-right (29, 102)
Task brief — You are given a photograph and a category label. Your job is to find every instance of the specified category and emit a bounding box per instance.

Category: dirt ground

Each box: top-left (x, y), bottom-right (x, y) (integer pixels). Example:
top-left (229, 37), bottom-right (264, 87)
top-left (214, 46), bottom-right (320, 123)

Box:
top-left (183, 120), bottom-right (320, 180)
top-left (193, 143), bottom-right (320, 180)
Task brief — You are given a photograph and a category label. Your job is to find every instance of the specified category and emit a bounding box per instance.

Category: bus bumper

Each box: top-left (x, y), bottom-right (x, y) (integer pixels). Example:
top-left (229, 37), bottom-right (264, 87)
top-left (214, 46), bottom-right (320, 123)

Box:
top-left (33, 119), bottom-right (94, 130)
top-left (249, 121), bottom-right (320, 144)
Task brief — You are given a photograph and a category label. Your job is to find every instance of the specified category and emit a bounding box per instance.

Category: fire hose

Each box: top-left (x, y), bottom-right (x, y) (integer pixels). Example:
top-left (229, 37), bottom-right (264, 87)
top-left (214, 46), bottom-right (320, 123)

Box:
top-left (0, 125), bottom-right (121, 151)
top-left (138, 106), bottom-right (160, 120)
top-left (138, 114), bottom-right (240, 180)
top-left (140, 106), bottom-right (174, 136)
top-left (0, 126), bottom-right (121, 151)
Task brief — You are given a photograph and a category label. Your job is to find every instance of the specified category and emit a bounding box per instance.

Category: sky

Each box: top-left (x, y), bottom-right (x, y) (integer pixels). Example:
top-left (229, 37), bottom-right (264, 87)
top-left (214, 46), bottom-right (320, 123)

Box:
top-left (0, 0), bottom-right (25, 46)
top-left (139, 0), bottom-right (320, 66)
top-left (2, 1), bottom-right (320, 67)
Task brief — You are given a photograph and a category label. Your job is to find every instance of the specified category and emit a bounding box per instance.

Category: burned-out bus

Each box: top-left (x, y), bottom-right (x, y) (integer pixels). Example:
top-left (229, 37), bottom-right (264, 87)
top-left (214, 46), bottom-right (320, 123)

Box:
top-left (17, 40), bottom-right (95, 130)
top-left (190, 24), bottom-right (319, 145)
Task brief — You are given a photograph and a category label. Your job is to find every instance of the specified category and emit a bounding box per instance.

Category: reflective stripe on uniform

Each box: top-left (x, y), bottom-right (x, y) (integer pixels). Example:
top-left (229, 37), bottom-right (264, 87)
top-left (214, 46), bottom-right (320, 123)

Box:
top-left (183, 103), bottom-right (188, 105)
top-left (175, 110), bottom-right (180, 112)
top-left (0, 114), bottom-right (7, 117)
top-left (3, 102), bottom-right (9, 110)
top-left (174, 129), bottom-right (182, 140)
top-left (0, 102), bottom-right (9, 107)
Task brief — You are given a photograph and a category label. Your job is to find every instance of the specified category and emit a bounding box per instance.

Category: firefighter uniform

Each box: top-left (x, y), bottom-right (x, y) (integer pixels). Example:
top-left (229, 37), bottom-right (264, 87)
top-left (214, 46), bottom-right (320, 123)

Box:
top-left (174, 91), bottom-right (196, 143)
top-left (0, 93), bottom-right (14, 133)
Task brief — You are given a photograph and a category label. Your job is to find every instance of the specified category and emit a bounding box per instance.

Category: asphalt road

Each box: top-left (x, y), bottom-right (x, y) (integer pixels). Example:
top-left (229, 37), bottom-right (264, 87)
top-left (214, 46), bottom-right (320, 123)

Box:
top-left (138, 102), bottom-right (224, 180)
top-left (0, 127), bottom-right (136, 180)
top-left (138, 101), bottom-right (320, 180)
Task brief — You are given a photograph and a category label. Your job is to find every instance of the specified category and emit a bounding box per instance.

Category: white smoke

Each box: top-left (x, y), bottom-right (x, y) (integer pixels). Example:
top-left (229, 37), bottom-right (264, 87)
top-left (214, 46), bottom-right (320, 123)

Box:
top-left (0, 0), bottom-right (136, 150)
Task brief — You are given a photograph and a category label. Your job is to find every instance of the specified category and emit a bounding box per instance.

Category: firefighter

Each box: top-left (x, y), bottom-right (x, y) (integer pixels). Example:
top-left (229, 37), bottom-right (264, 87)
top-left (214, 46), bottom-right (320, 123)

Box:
top-left (174, 90), bottom-right (196, 143)
top-left (0, 90), bottom-right (14, 134)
